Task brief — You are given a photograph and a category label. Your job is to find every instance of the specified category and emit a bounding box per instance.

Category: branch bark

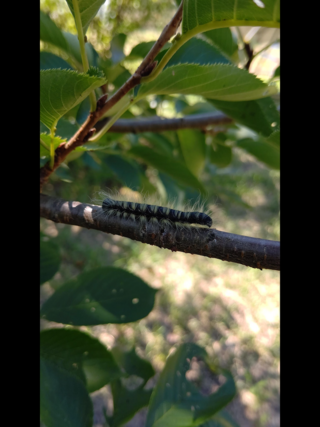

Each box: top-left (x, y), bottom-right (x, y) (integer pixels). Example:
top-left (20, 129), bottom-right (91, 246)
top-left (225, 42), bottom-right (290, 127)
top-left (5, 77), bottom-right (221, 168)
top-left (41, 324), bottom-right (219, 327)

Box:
top-left (95, 112), bottom-right (233, 133)
top-left (40, 2), bottom-right (184, 192)
top-left (40, 194), bottom-right (280, 271)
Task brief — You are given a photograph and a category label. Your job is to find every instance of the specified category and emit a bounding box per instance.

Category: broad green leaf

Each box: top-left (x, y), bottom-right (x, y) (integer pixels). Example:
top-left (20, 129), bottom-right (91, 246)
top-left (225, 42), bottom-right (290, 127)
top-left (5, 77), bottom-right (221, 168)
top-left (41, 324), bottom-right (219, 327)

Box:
top-left (40, 52), bottom-right (73, 70)
top-left (40, 12), bottom-right (99, 67)
top-left (40, 239), bottom-right (61, 285)
top-left (110, 33), bottom-right (127, 63)
top-left (107, 347), bottom-right (155, 426)
top-left (210, 97), bottom-right (280, 137)
top-left (104, 154), bottom-right (142, 190)
top-left (165, 37), bottom-right (232, 67)
top-left (128, 145), bottom-right (206, 193)
top-left (40, 267), bottom-right (157, 325)
top-left (66, 0), bottom-right (106, 34)
top-left (40, 10), bottom-right (69, 52)
top-left (179, 101), bottom-right (218, 116)
top-left (182, 0), bottom-right (280, 35)
top-left (266, 129), bottom-right (280, 148)
top-left (40, 353), bottom-right (93, 427)
top-left (201, 28), bottom-right (238, 60)
top-left (136, 64), bottom-right (277, 102)
top-left (199, 409), bottom-right (240, 427)
top-left (159, 172), bottom-right (185, 201)
top-left (146, 343), bottom-right (236, 427)
top-left (40, 69), bottom-right (106, 131)
top-left (177, 129), bottom-right (206, 176)
top-left (111, 347), bottom-right (155, 384)
top-left (141, 133), bottom-right (174, 156)
top-left (40, 329), bottom-right (121, 393)
top-left (237, 137), bottom-right (280, 169)
top-left (109, 380), bottom-right (153, 427)
top-left (62, 31), bottom-right (99, 67)
top-left (40, 134), bottom-right (66, 158)
top-left (210, 134), bottom-right (232, 168)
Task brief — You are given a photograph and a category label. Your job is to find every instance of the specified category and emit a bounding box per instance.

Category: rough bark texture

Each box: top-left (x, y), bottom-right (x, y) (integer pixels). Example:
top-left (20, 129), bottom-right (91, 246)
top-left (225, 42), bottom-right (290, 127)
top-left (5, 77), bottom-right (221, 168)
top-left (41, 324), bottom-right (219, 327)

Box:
top-left (40, 194), bottom-right (280, 271)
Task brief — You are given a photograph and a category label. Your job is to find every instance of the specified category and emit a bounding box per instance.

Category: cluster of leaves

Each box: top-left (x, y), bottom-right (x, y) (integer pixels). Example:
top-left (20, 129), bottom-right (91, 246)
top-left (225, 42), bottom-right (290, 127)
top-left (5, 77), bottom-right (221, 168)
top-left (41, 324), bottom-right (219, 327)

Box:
top-left (41, 236), bottom-right (237, 427)
top-left (40, 0), bottom-right (279, 196)
top-left (40, 1), bottom-right (280, 426)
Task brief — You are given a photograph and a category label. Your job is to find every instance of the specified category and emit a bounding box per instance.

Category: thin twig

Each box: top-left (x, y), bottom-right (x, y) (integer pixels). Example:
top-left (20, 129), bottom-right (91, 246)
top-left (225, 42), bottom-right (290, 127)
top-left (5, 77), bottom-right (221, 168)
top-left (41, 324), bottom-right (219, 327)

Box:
top-left (40, 2), bottom-right (184, 191)
top-left (95, 112), bottom-right (233, 133)
top-left (244, 42), bottom-right (254, 70)
top-left (40, 194), bottom-right (280, 271)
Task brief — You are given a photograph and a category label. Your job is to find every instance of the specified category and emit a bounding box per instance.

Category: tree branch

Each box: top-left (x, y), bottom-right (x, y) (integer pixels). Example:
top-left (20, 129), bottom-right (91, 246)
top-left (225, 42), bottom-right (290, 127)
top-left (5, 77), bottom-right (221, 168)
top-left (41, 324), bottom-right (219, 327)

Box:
top-left (244, 42), bottom-right (254, 70)
top-left (40, 194), bottom-right (280, 271)
top-left (40, 2), bottom-right (184, 192)
top-left (95, 112), bottom-right (233, 133)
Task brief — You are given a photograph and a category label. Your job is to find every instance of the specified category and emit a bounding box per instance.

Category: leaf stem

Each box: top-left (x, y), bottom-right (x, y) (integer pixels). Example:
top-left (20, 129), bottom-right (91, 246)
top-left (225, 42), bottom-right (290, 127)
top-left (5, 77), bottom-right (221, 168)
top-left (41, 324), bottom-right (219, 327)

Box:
top-left (72, 0), bottom-right (96, 111)
top-left (88, 97), bottom-right (134, 142)
top-left (49, 128), bottom-right (56, 169)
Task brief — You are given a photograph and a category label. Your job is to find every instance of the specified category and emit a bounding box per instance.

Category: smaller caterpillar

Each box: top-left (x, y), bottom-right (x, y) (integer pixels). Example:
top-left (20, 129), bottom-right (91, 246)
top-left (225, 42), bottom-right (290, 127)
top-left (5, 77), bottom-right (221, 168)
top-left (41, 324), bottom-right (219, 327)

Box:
top-left (102, 197), bottom-right (212, 228)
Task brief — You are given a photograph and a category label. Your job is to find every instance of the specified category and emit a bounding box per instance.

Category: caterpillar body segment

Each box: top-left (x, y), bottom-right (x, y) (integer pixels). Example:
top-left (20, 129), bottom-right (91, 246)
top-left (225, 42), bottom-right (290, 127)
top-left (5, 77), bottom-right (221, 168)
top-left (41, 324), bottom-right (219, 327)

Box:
top-left (102, 197), bottom-right (212, 228)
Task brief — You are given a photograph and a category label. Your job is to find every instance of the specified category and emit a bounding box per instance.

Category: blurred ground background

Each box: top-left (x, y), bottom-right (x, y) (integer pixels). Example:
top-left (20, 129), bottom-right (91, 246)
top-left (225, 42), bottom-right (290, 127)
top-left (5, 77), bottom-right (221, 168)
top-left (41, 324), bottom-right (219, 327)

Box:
top-left (40, 1), bottom-right (280, 425)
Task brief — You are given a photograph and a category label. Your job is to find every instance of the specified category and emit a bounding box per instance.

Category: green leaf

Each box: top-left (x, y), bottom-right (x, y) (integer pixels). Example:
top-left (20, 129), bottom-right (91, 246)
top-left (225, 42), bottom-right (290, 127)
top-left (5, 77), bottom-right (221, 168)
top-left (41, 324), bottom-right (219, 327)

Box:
top-left (40, 52), bottom-right (73, 70)
top-left (209, 409), bottom-right (240, 427)
top-left (40, 134), bottom-right (66, 158)
top-left (40, 10), bottom-right (68, 52)
top-left (40, 329), bottom-right (121, 393)
top-left (209, 135), bottom-right (232, 168)
top-left (140, 133), bottom-right (174, 156)
top-left (40, 239), bottom-right (61, 285)
top-left (40, 357), bottom-right (93, 427)
top-left (109, 380), bottom-right (153, 427)
top-left (201, 28), bottom-right (238, 60)
top-left (65, 0), bottom-right (106, 34)
top-left (110, 33), bottom-right (127, 63)
top-left (209, 97), bottom-right (280, 138)
top-left (62, 31), bottom-right (99, 66)
top-left (177, 129), bottom-right (206, 176)
top-left (146, 343), bottom-right (236, 427)
top-left (266, 130), bottom-right (280, 148)
top-left (107, 347), bottom-right (156, 426)
top-left (136, 64), bottom-right (277, 102)
top-left (182, 0), bottom-right (280, 35)
top-left (40, 267), bottom-right (157, 325)
top-left (111, 347), bottom-right (155, 384)
top-left (165, 37), bottom-right (232, 67)
top-left (128, 145), bottom-right (206, 194)
top-left (40, 69), bottom-right (106, 131)
top-left (40, 11), bottom-right (99, 67)
top-left (104, 154), bottom-right (142, 190)
top-left (237, 137), bottom-right (280, 169)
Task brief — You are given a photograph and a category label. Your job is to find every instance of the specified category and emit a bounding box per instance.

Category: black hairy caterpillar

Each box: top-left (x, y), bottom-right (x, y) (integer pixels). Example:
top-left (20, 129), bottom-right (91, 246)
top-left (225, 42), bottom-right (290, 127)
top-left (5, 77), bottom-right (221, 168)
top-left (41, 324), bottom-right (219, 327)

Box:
top-left (102, 197), bottom-right (212, 228)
